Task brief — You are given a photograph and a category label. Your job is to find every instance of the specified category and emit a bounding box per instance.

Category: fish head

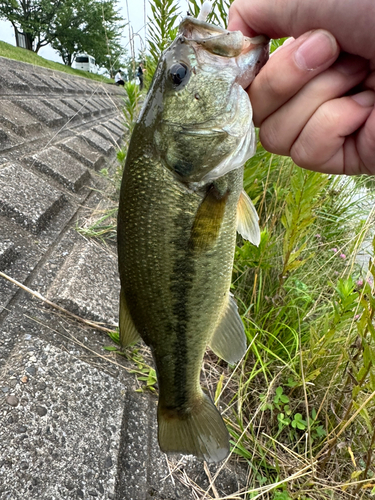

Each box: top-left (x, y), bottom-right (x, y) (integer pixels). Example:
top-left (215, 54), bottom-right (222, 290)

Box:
top-left (139, 16), bottom-right (269, 184)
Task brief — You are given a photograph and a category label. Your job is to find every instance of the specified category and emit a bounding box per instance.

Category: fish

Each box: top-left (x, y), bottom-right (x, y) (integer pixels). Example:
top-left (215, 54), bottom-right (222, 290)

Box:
top-left (117, 5), bottom-right (269, 463)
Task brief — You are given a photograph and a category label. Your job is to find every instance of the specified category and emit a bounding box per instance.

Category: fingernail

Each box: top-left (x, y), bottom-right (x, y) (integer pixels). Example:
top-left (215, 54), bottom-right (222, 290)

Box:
top-left (351, 90), bottom-right (375, 107)
top-left (294, 30), bottom-right (338, 71)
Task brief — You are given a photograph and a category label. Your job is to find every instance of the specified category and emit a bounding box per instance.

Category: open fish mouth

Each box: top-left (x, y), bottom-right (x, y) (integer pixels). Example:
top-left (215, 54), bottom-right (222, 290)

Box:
top-left (179, 13), bottom-right (269, 89)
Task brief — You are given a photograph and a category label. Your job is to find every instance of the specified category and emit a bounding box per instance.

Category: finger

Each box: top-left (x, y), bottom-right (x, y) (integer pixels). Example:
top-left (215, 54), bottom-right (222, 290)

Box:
top-left (228, 0), bottom-right (375, 63)
top-left (249, 30), bottom-right (339, 126)
top-left (355, 100), bottom-right (375, 175)
top-left (364, 70), bottom-right (375, 90)
top-left (270, 37), bottom-right (295, 56)
top-left (259, 55), bottom-right (370, 155)
top-left (228, 1), bottom-right (260, 38)
top-left (290, 91), bottom-right (375, 174)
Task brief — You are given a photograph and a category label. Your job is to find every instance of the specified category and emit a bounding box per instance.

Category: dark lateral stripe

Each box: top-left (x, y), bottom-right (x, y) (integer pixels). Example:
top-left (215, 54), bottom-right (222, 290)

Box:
top-left (189, 185), bottom-right (228, 252)
top-left (168, 210), bottom-right (195, 409)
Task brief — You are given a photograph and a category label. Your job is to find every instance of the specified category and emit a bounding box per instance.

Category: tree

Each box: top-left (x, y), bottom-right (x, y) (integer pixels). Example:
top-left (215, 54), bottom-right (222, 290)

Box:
top-left (0, 0), bottom-right (65, 52)
top-left (51, 0), bottom-right (125, 67)
top-left (0, 0), bottom-right (125, 67)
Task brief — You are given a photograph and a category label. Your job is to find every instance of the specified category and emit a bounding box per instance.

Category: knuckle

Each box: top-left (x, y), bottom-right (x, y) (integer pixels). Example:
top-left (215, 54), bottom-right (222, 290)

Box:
top-left (317, 103), bottom-right (341, 129)
top-left (291, 104), bottom-right (340, 168)
top-left (262, 66), bottom-right (288, 101)
top-left (259, 118), bottom-right (290, 155)
top-left (290, 140), bottom-right (312, 168)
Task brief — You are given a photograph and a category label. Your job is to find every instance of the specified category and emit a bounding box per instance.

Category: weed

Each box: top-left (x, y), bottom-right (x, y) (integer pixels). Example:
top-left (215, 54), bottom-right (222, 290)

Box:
top-left (104, 330), bottom-right (158, 392)
top-left (122, 80), bottom-right (141, 135)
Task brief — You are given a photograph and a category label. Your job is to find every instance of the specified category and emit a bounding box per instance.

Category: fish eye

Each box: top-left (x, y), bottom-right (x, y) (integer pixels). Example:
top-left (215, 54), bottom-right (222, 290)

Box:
top-left (169, 63), bottom-right (189, 87)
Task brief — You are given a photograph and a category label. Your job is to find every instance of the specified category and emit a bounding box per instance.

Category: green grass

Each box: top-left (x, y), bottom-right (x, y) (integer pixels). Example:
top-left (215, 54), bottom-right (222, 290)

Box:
top-left (0, 40), bottom-right (113, 84)
top-left (222, 150), bottom-right (375, 499)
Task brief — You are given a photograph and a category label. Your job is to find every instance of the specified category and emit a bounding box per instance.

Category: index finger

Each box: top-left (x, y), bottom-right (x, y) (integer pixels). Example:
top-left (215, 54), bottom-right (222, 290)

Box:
top-left (228, 0), bottom-right (375, 62)
top-left (249, 30), bottom-right (339, 126)
top-left (228, 3), bottom-right (259, 38)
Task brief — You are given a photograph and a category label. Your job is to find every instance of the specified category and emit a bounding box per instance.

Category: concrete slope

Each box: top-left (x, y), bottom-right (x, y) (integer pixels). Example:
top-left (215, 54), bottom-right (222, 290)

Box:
top-left (0, 57), bottom-right (246, 499)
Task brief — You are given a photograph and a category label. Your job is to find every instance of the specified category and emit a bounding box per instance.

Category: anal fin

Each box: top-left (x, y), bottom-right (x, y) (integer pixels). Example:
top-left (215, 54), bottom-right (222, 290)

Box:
top-left (119, 288), bottom-right (142, 348)
top-left (237, 189), bottom-right (260, 246)
top-left (209, 294), bottom-right (247, 364)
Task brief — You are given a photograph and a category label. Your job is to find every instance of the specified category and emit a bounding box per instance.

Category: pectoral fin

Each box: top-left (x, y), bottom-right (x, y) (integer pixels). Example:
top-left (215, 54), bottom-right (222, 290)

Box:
top-left (119, 288), bottom-right (142, 347)
top-left (209, 294), bottom-right (247, 364)
top-left (237, 190), bottom-right (260, 246)
top-left (189, 185), bottom-right (228, 252)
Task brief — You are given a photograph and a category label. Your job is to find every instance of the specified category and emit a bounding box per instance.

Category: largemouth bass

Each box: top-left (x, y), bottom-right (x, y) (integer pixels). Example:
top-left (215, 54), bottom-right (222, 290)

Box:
top-left (117, 7), bottom-right (269, 463)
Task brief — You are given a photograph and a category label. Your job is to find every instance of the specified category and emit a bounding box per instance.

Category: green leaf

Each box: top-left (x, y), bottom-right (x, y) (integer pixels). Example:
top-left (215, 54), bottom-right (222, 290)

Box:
top-left (215, 373), bottom-right (225, 404)
top-left (292, 413), bottom-right (307, 430)
top-left (314, 425), bottom-right (326, 437)
top-left (280, 394), bottom-right (289, 404)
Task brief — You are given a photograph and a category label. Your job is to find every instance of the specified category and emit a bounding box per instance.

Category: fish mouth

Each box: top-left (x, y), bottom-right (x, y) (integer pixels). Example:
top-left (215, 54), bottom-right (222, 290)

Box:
top-left (179, 17), bottom-right (269, 88)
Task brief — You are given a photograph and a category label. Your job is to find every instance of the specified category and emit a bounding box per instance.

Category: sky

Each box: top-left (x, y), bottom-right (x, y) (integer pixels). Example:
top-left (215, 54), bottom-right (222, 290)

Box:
top-left (0, 0), bottom-right (190, 65)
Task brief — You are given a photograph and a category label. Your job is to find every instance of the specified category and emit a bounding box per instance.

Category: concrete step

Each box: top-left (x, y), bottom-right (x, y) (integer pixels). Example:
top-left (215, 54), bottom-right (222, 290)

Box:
top-left (58, 136), bottom-right (106, 171)
top-left (80, 129), bottom-right (116, 156)
top-left (25, 147), bottom-right (91, 193)
top-left (42, 98), bottom-right (81, 123)
top-left (13, 99), bottom-right (66, 128)
top-left (48, 241), bottom-right (119, 326)
top-left (10, 69), bottom-right (51, 94)
top-left (0, 100), bottom-right (43, 137)
top-left (0, 163), bottom-right (66, 234)
top-left (0, 335), bottom-right (126, 500)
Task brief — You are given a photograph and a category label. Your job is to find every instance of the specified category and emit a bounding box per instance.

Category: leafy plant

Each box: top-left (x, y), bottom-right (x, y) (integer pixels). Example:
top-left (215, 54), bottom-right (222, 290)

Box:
top-left (104, 330), bottom-right (158, 392)
top-left (147, 0), bottom-right (180, 68)
top-left (188, 0), bottom-right (231, 28)
top-left (122, 80), bottom-right (141, 134)
top-left (272, 491), bottom-right (293, 500)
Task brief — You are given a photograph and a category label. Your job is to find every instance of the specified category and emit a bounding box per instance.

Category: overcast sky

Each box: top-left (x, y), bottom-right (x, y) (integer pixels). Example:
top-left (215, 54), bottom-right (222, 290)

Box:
top-left (0, 0), bottom-right (191, 65)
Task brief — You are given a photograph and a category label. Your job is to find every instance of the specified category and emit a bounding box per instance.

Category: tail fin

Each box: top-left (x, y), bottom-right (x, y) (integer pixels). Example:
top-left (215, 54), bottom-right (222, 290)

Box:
top-left (157, 392), bottom-right (230, 463)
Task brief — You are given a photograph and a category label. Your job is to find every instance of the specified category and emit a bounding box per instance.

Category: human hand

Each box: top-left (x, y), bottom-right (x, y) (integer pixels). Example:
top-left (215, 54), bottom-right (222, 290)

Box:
top-left (228, 0), bottom-right (375, 175)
